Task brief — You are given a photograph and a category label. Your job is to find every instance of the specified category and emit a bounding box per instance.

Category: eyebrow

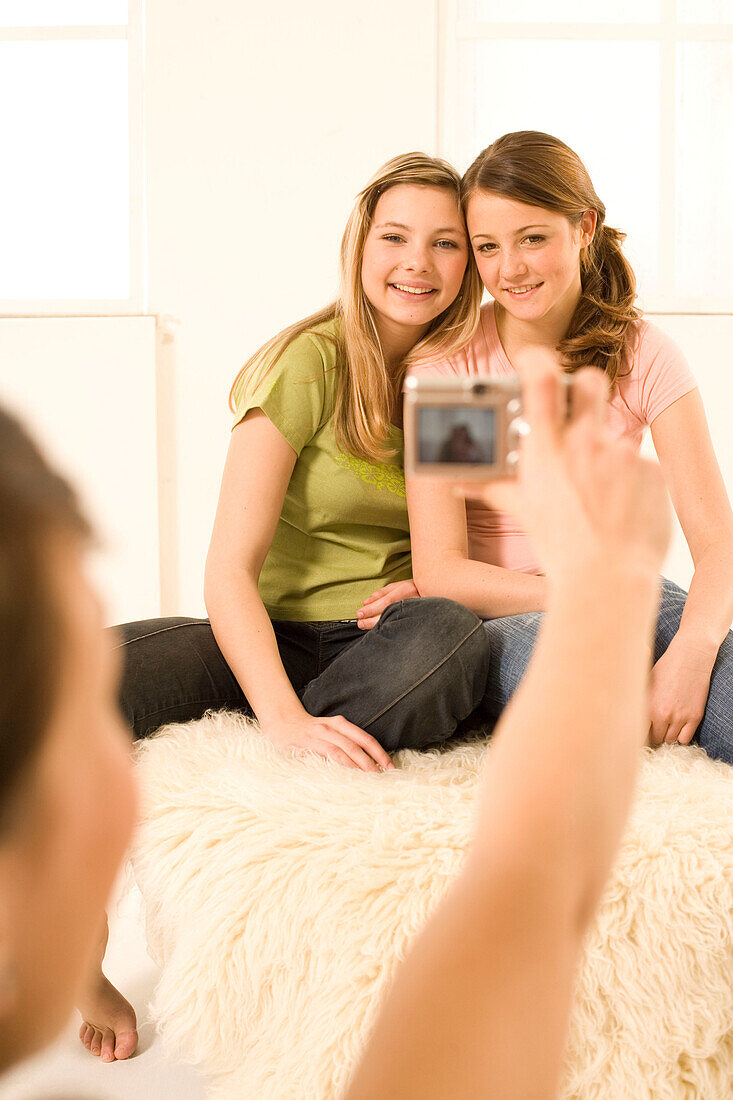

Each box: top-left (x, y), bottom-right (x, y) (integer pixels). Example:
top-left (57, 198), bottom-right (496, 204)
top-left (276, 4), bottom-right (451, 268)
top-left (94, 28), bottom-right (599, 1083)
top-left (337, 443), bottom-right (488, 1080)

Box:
top-left (375, 222), bottom-right (462, 234)
top-left (471, 224), bottom-right (550, 240)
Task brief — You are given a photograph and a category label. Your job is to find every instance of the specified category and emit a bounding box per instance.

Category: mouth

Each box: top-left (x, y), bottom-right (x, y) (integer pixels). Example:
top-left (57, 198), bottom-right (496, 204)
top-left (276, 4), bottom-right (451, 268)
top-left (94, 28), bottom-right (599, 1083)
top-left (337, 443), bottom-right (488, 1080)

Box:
top-left (503, 282), bottom-right (543, 298)
top-left (389, 282), bottom-right (438, 300)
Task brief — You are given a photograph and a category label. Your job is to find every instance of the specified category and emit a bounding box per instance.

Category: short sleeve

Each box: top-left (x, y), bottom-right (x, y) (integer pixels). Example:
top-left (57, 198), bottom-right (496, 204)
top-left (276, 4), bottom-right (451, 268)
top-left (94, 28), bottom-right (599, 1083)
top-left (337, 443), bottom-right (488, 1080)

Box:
top-left (231, 330), bottom-right (332, 455)
top-left (634, 322), bottom-right (697, 426)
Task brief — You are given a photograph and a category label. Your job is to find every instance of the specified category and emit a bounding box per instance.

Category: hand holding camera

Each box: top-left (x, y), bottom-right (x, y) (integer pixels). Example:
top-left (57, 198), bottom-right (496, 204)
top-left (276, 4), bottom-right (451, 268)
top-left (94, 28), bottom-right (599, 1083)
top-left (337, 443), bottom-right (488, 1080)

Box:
top-left (406, 367), bottom-right (671, 588)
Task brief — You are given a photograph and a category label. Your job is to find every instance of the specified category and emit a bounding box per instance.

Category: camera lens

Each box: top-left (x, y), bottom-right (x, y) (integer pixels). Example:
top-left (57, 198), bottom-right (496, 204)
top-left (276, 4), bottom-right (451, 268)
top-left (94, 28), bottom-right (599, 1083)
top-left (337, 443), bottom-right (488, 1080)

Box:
top-left (472, 383), bottom-right (488, 396)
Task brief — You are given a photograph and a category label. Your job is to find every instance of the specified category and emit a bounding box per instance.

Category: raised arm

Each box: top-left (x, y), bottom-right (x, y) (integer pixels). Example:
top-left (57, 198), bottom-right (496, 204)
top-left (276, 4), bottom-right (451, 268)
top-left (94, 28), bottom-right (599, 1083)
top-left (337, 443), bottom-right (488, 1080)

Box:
top-left (346, 368), bottom-right (669, 1099)
top-left (204, 410), bottom-right (392, 773)
top-left (406, 472), bottom-right (548, 617)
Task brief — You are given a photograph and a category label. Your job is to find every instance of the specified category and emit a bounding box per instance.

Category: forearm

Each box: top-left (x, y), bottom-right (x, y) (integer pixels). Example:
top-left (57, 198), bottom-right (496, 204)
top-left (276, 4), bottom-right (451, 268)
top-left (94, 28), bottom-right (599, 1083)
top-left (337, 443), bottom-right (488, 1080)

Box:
top-left (415, 555), bottom-right (548, 617)
top-left (675, 540), bottom-right (733, 659)
top-left (204, 565), bottom-right (303, 725)
top-left (347, 563), bottom-right (660, 1100)
top-left (471, 563), bottom-right (659, 921)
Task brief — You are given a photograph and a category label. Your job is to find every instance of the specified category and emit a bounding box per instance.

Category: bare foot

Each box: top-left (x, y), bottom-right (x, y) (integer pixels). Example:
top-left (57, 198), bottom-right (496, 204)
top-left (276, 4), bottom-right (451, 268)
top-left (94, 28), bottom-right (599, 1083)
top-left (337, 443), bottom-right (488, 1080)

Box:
top-left (77, 973), bottom-right (138, 1062)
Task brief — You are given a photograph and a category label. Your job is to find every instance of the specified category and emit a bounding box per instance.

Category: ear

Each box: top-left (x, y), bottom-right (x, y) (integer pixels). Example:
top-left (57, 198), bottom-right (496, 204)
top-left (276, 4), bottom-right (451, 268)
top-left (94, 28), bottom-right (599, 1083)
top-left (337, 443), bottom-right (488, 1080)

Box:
top-left (580, 209), bottom-right (598, 248)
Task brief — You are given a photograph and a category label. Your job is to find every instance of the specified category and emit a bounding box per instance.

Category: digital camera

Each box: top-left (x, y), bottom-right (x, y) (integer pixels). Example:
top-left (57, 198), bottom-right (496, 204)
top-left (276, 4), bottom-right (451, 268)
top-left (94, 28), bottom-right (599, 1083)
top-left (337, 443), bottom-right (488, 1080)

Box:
top-left (403, 374), bottom-right (570, 480)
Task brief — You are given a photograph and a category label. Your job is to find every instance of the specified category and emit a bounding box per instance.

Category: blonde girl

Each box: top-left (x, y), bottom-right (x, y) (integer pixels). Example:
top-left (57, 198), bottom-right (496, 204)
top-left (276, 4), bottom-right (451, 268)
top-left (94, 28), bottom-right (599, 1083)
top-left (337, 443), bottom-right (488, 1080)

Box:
top-left (81, 152), bottom-right (491, 1061)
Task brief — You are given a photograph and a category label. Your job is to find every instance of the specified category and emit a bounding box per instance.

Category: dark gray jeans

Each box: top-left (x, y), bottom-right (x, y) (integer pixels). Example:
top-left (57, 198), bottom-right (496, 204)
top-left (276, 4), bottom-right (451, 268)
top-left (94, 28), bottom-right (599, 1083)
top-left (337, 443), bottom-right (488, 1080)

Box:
top-left (114, 597), bottom-right (490, 752)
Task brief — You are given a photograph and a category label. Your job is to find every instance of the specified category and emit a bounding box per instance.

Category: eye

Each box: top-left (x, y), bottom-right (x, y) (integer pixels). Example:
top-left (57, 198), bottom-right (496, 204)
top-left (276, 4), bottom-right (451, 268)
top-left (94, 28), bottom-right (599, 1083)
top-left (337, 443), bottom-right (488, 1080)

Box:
top-left (435, 239), bottom-right (459, 249)
top-left (381, 234), bottom-right (404, 243)
top-left (476, 242), bottom-right (498, 254)
top-left (523, 235), bottom-right (546, 245)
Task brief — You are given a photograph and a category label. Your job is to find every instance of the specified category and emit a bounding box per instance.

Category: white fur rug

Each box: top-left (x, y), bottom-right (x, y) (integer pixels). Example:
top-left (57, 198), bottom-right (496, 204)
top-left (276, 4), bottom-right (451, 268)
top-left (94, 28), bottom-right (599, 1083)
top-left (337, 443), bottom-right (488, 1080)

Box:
top-left (130, 712), bottom-right (733, 1099)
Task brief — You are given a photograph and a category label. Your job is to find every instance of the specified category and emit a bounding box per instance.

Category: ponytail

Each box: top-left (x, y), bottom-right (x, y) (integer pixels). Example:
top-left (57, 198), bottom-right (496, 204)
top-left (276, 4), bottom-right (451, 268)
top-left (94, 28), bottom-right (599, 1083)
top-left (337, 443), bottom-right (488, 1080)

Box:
top-left (559, 222), bottom-right (640, 384)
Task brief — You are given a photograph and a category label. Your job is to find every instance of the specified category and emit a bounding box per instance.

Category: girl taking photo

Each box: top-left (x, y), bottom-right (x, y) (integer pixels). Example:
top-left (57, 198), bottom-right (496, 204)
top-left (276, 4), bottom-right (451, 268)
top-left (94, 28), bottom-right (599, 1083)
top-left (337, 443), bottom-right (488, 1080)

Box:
top-left (365, 131), bottom-right (733, 764)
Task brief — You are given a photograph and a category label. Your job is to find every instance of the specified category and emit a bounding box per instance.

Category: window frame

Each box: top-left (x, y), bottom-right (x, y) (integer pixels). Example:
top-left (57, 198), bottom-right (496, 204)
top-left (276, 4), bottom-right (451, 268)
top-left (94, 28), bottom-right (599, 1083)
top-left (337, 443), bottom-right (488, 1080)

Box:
top-left (0, 1), bottom-right (145, 316)
top-left (438, 0), bottom-right (733, 315)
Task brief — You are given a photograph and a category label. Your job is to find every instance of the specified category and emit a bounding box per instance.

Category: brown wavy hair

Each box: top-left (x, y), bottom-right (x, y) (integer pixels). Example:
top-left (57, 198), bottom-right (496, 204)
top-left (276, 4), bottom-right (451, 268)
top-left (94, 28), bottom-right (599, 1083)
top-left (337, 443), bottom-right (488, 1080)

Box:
top-left (0, 407), bottom-right (91, 829)
top-left (229, 152), bottom-right (483, 461)
top-left (462, 131), bottom-right (640, 385)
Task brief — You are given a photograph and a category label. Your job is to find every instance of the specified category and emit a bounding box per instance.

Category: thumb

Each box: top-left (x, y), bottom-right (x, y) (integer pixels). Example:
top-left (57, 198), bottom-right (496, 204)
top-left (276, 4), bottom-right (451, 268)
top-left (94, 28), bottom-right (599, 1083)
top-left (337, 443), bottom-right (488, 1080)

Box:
top-left (522, 366), bottom-right (565, 452)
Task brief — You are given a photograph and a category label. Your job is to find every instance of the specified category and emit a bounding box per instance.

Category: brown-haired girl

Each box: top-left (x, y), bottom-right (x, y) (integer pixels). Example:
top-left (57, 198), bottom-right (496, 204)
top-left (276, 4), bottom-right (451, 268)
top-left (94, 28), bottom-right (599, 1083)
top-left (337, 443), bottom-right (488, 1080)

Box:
top-left (362, 130), bottom-right (733, 763)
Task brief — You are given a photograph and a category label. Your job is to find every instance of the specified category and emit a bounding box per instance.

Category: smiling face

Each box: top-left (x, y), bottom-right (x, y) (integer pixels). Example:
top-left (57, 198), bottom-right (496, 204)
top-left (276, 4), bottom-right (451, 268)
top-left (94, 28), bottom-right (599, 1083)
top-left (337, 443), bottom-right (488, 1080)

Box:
top-left (360, 184), bottom-right (469, 361)
top-left (466, 190), bottom-right (596, 328)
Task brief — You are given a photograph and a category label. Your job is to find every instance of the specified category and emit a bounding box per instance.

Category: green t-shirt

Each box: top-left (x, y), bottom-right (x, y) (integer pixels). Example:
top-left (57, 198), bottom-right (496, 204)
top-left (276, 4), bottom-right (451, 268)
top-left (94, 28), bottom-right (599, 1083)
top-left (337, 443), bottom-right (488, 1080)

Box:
top-left (231, 319), bottom-right (411, 621)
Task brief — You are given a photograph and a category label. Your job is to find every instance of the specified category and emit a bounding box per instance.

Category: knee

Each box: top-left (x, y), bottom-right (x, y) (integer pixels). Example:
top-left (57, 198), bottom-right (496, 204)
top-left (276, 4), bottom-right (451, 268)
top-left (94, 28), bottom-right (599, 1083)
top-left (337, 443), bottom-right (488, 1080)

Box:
top-left (660, 576), bottom-right (688, 603)
top-left (393, 596), bottom-right (481, 637)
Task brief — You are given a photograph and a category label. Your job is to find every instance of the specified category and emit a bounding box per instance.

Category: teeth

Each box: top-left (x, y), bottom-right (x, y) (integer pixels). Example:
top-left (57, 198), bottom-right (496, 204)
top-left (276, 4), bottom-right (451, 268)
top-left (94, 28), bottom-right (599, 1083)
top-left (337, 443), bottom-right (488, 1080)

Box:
top-left (506, 284), bottom-right (541, 295)
top-left (392, 283), bottom-right (434, 295)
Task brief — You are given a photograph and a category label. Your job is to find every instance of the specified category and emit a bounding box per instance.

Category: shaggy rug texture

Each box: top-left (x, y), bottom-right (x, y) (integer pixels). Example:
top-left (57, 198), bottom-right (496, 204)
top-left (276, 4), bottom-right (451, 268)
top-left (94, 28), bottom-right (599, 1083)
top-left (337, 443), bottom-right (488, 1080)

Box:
top-left (130, 711), bottom-right (733, 1100)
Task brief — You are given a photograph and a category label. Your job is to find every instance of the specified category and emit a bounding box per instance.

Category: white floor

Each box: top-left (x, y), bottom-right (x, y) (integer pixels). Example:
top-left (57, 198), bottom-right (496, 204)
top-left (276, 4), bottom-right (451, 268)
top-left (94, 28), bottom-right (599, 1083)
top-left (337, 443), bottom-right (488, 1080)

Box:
top-left (0, 876), bottom-right (209, 1100)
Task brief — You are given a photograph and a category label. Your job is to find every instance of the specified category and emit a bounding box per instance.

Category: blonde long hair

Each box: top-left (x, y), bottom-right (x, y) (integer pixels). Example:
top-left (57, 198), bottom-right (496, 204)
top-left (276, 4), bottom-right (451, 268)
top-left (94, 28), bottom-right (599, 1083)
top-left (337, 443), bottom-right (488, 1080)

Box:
top-left (229, 152), bottom-right (483, 461)
top-left (462, 131), bottom-right (640, 385)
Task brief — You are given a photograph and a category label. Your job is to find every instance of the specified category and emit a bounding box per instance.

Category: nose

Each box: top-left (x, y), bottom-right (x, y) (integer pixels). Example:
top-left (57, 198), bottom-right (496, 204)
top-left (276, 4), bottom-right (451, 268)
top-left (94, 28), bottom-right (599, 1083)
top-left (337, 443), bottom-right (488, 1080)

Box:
top-left (499, 246), bottom-right (528, 283)
top-left (402, 241), bottom-right (432, 273)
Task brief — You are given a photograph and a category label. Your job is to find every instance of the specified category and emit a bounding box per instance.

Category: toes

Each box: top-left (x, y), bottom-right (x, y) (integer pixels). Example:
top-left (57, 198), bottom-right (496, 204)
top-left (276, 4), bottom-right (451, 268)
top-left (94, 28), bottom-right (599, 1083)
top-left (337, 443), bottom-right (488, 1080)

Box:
top-left (99, 1026), bottom-right (116, 1063)
top-left (114, 1027), bottom-right (138, 1060)
top-left (80, 1023), bottom-right (93, 1051)
top-left (90, 1027), bottom-right (103, 1056)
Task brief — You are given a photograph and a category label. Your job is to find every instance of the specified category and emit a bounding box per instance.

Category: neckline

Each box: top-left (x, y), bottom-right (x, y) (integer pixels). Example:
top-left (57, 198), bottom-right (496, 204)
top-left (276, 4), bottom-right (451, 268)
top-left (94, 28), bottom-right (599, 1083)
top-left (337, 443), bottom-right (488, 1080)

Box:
top-left (484, 302), bottom-right (516, 375)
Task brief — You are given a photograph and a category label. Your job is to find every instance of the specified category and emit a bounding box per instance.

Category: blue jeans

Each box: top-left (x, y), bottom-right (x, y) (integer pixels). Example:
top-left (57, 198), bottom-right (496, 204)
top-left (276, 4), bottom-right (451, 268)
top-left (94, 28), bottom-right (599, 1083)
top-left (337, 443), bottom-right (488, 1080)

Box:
top-left (114, 597), bottom-right (490, 753)
top-left (482, 577), bottom-right (733, 765)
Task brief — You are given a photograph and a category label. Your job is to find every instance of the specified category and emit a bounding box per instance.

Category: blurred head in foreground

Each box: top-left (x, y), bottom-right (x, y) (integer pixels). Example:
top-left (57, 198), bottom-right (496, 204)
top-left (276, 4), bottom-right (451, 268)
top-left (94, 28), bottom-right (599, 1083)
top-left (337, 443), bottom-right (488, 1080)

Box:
top-left (0, 407), bottom-right (136, 1071)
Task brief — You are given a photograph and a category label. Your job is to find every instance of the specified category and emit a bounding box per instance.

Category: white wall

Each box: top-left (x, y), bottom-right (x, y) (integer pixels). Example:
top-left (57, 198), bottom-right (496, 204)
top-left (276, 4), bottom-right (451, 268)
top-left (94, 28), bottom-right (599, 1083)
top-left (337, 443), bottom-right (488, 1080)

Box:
top-left (145, 0), bottom-right (440, 614)
top-left (0, 317), bottom-right (159, 625)
top-left (3, 6), bottom-right (729, 621)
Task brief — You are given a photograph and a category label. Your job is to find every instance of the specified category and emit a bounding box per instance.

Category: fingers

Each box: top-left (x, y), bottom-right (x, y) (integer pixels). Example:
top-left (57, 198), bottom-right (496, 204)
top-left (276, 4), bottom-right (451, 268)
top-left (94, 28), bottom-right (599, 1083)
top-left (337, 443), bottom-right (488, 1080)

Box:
top-left (650, 720), bottom-right (696, 746)
top-left (331, 716), bottom-right (395, 770)
top-left (358, 580), bottom-right (419, 615)
top-left (648, 720), bottom-right (666, 746)
top-left (566, 367), bottom-right (608, 428)
top-left (301, 716), bottom-right (395, 773)
top-left (522, 366), bottom-right (566, 445)
top-left (357, 596), bottom-right (390, 621)
top-left (357, 614), bottom-right (380, 631)
top-left (676, 723), bottom-right (697, 746)
top-left (361, 587), bottom-right (389, 607)
top-left (311, 740), bottom-right (361, 770)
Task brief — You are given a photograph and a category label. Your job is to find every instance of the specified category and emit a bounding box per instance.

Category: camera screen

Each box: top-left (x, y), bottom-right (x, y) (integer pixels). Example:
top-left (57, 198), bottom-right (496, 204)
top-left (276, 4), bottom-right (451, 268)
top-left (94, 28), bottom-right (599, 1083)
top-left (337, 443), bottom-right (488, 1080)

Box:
top-left (417, 406), bottom-right (497, 465)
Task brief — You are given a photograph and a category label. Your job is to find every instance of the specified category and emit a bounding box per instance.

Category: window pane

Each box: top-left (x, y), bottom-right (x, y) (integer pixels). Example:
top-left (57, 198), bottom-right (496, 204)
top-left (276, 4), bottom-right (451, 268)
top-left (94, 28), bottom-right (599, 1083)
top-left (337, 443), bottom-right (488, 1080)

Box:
top-left (0, 1), bottom-right (126, 24)
top-left (468, 40), bottom-right (661, 300)
top-left (470, 0), bottom-right (661, 22)
top-left (677, 0), bottom-right (733, 21)
top-left (676, 43), bottom-right (733, 298)
top-left (0, 41), bottom-right (130, 300)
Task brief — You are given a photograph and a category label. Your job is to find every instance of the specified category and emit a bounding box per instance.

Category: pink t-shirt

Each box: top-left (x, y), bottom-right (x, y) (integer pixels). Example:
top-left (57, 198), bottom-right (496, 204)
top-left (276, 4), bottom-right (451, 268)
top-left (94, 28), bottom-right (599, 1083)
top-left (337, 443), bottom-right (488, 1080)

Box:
top-left (409, 302), bottom-right (697, 574)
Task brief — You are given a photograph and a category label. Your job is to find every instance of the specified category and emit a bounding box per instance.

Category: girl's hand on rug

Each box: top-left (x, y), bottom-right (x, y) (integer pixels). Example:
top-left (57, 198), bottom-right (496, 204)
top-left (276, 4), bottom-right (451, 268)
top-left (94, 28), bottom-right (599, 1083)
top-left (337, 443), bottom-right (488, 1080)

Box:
top-left (264, 712), bottom-right (396, 772)
top-left (648, 639), bottom-right (713, 745)
top-left (356, 580), bottom-right (420, 630)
